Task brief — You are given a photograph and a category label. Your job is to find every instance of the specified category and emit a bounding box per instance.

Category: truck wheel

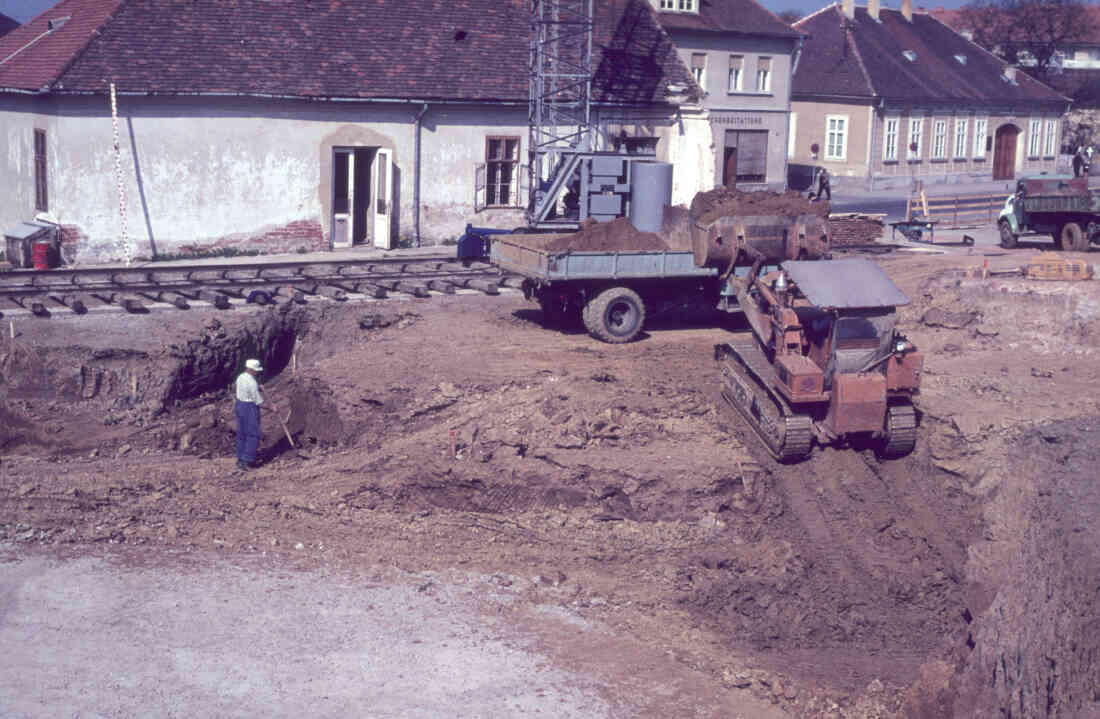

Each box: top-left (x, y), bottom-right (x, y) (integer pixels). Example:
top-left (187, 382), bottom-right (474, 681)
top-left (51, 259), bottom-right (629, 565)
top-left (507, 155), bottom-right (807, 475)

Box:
top-left (998, 221), bottom-right (1018, 249)
top-left (583, 287), bottom-right (646, 343)
top-left (1061, 222), bottom-right (1089, 252)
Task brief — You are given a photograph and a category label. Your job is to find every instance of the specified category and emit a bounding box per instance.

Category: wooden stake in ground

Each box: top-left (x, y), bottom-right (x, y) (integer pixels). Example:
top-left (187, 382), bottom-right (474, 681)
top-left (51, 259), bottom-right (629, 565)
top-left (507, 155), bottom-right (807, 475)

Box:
top-left (279, 409), bottom-right (295, 448)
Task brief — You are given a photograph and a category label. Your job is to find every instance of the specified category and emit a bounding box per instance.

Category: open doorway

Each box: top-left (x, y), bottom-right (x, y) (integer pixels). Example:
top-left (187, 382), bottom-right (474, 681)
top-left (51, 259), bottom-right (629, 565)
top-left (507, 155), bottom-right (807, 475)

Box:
top-left (332, 147), bottom-right (393, 249)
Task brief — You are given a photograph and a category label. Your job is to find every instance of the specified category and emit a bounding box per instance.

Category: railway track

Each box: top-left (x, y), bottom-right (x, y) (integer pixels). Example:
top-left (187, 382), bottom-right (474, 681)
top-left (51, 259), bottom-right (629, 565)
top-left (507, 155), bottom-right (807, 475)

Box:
top-left (0, 256), bottom-right (521, 318)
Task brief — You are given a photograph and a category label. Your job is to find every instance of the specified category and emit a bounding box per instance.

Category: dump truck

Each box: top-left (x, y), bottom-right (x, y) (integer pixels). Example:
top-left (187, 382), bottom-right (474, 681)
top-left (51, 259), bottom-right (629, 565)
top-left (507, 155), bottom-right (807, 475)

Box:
top-left (715, 257), bottom-right (921, 462)
top-left (489, 199), bottom-right (830, 343)
top-left (998, 175), bottom-right (1100, 250)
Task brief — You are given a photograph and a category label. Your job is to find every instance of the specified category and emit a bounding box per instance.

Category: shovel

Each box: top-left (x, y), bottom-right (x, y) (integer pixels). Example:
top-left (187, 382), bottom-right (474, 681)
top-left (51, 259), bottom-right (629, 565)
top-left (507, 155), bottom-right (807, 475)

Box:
top-left (277, 408), bottom-right (295, 448)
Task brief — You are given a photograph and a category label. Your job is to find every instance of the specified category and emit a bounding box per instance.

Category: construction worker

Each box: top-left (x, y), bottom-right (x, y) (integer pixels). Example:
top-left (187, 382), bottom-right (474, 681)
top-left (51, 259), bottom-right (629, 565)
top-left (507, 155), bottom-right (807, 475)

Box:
top-left (235, 358), bottom-right (273, 470)
top-left (815, 166), bottom-right (832, 202)
top-left (1073, 146), bottom-right (1092, 178)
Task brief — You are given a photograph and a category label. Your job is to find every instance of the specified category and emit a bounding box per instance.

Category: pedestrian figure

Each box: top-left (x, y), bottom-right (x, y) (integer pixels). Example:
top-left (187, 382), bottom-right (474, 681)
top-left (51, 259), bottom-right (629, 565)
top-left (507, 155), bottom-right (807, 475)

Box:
top-left (235, 358), bottom-right (272, 470)
top-left (1073, 146), bottom-right (1091, 178)
top-left (815, 166), bottom-right (831, 202)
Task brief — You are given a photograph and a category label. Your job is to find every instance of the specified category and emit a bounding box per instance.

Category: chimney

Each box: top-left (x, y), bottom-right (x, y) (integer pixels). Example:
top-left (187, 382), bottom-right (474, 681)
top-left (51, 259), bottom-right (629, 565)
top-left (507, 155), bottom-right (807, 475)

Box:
top-left (842, 0), bottom-right (855, 19)
top-left (902, 0), bottom-right (913, 21)
top-left (868, 0), bottom-right (880, 21)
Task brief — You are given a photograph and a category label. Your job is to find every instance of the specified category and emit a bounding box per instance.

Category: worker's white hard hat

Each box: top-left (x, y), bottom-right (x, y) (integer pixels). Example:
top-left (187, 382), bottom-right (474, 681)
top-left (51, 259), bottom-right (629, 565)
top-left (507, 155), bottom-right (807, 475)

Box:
top-left (245, 359), bottom-right (263, 372)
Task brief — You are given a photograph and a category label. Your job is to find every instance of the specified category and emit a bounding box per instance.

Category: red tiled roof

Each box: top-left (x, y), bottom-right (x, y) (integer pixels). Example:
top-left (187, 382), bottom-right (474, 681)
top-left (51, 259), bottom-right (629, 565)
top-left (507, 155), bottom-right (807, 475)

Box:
top-left (0, 0), bottom-right (122, 91)
top-left (656, 0), bottom-right (802, 38)
top-left (0, 0), bottom-right (697, 105)
top-left (792, 4), bottom-right (1068, 107)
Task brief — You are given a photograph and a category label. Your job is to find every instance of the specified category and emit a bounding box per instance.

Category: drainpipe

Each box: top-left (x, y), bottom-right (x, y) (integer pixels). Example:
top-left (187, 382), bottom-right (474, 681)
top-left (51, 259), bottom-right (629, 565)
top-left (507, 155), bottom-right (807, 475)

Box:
top-left (414, 102), bottom-right (429, 247)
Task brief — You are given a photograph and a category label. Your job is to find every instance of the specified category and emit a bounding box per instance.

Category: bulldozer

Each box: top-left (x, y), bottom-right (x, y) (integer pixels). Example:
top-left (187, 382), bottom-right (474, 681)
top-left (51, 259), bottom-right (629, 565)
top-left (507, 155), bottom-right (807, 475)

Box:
top-left (716, 257), bottom-right (922, 462)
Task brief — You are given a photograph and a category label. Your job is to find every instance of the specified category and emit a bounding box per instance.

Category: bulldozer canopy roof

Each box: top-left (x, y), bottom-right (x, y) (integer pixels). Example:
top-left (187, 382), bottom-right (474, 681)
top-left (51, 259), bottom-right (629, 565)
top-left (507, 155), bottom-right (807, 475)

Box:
top-left (781, 258), bottom-right (910, 309)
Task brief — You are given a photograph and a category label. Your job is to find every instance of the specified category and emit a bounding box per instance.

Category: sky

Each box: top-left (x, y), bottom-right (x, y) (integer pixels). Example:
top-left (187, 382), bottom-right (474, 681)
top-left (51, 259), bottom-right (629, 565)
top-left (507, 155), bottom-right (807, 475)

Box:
top-left (0, 0), bottom-right (976, 25)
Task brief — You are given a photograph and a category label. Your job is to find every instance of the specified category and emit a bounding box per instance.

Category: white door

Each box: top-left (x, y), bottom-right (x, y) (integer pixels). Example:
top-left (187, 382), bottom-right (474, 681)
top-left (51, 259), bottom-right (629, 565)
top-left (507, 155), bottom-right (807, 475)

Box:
top-left (332, 149), bottom-right (355, 249)
top-left (372, 148), bottom-right (392, 249)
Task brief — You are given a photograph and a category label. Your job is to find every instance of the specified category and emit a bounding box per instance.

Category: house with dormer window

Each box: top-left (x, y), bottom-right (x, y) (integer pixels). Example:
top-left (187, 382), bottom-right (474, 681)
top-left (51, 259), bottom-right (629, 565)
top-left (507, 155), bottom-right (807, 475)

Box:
top-left (650, 0), bottom-right (803, 190)
top-left (789, 0), bottom-right (1069, 189)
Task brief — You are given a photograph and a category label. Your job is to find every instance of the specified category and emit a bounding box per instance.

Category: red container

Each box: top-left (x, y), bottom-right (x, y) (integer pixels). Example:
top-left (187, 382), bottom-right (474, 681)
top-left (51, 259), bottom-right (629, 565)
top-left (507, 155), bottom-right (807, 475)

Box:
top-left (32, 240), bottom-right (52, 270)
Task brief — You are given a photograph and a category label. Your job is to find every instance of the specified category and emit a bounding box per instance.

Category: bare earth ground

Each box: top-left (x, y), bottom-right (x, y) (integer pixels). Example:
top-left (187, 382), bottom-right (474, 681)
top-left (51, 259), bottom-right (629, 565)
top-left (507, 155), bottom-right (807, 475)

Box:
top-left (1, 246), bottom-right (1099, 717)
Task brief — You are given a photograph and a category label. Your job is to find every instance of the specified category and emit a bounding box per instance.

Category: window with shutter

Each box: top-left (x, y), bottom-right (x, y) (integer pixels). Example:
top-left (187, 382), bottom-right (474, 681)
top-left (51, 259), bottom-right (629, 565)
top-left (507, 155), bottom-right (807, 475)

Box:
top-left (485, 137), bottom-right (520, 207)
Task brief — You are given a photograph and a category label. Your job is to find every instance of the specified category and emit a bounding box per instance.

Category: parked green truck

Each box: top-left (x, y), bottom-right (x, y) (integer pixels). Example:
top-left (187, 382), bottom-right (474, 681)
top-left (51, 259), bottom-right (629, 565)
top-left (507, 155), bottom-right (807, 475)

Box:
top-left (998, 175), bottom-right (1100, 251)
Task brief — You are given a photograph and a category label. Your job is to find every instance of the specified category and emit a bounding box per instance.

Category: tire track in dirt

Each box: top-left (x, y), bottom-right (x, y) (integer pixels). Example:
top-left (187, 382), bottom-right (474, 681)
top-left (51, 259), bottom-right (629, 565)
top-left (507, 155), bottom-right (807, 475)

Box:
top-left (707, 379), bottom-right (974, 691)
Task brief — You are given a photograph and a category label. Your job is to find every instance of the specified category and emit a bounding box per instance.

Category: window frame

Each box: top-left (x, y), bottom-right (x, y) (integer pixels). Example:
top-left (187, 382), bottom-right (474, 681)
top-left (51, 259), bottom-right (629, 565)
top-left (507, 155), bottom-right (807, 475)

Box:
top-left (883, 115), bottom-right (899, 163)
top-left (1043, 118), bottom-right (1057, 158)
top-left (34, 128), bottom-right (48, 212)
top-left (953, 117), bottom-right (968, 159)
top-left (973, 117), bottom-right (988, 159)
top-left (755, 56), bottom-right (772, 93)
top-left (931, 117), bottom-right (948, 160)
top-left (1027, 117), bottom-right (1042, 158)
top-left (484, 135), bottom-right (521, 208)
top-left (907, 115), bottom-right (923, 162)
top-left (659, 0), bottom-right (698, 11)
top-left (728, 54), bottom-right (743, 93)
top-left (825, 114), bottom-right (848, 161)
top-left (690, 52), bottom-right (706, 87)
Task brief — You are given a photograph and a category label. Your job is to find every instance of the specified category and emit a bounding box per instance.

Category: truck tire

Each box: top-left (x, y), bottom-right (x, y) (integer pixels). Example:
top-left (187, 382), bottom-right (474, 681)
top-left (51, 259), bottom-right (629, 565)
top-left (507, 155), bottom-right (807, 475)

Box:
top-left (1061, 222), bottom-right (1089, 252)
top-left (998, 221), bottom-right (1018, 249)
top-left (583, 286), bottom-right (646, 343)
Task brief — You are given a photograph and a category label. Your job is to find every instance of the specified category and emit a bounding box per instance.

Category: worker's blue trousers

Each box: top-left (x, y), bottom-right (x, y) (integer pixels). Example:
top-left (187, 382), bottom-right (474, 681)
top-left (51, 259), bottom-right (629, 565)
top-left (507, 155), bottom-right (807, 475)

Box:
top-left (235, 400), bottom-right (261, 465)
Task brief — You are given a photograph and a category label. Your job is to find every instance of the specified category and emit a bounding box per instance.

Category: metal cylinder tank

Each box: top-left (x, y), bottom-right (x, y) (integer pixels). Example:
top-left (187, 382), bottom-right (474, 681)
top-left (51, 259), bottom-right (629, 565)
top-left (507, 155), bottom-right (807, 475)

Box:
top-left (628, 161), bottom-right (673, 233)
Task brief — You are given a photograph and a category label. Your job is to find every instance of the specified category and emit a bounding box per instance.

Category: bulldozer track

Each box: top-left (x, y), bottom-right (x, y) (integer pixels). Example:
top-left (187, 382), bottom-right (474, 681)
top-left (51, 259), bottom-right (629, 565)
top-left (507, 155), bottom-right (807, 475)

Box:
top-left (0, 256), bottom-right (518, 317)
top-left (719, 334), bottom-right (813, 462)
top-left (882, 404), bottom-right (918, 458)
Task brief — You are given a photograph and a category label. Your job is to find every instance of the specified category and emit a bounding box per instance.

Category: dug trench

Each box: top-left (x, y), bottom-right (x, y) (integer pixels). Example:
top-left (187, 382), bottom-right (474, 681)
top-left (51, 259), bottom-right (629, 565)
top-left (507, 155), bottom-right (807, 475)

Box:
top-left (1, 251), bottom-right (1099, 718)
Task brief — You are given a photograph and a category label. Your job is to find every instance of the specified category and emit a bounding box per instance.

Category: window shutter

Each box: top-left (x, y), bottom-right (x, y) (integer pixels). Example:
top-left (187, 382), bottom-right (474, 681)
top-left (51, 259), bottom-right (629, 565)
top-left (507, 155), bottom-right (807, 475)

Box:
top-left (518, 164), bottom-right (530, 210)
top-left (474, 162), bottom-right (487, 212)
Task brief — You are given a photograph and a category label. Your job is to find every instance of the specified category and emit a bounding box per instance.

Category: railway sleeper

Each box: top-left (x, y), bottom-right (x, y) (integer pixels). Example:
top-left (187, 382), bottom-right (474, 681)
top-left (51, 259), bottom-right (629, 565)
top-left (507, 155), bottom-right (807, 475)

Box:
top-left (48, 293), bottom-right (89, 314)
top-left (138, 290), bottom-right (189, 310)
top-left (427, 279), bottom-right (456, 295)
top-left (195, 289), bottom-right (231, 309)
top-left (330, 281), bottom-right (387, 299)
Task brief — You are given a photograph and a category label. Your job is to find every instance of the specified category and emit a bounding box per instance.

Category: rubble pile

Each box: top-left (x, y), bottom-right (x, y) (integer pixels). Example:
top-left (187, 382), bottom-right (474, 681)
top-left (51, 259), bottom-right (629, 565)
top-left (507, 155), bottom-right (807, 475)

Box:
top-left (828, 212), bottom-right (886, 246)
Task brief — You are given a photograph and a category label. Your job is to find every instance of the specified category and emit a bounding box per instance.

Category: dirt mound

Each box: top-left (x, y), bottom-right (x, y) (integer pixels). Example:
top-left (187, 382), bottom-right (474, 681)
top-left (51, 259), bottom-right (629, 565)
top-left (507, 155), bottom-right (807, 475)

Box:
top-left (543, 217), bottom-right (672, 252)
top-left (690, 187), bottom-right (828, 226)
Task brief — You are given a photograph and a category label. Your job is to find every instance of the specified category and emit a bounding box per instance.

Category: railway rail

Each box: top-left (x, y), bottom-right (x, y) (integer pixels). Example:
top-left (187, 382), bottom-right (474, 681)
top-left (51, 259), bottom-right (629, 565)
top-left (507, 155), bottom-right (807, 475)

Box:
top-left (0, 256), bottom-right (521, 318)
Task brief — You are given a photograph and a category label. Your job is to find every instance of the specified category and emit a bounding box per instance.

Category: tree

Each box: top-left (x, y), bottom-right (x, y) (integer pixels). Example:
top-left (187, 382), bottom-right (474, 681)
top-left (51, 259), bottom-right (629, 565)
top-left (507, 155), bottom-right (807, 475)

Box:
top-left (777, 9), bottom-right (803, 25)
top-left (958, 0), bottom-right (1097, 83)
